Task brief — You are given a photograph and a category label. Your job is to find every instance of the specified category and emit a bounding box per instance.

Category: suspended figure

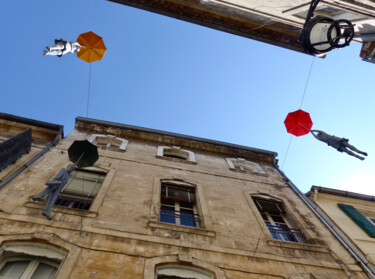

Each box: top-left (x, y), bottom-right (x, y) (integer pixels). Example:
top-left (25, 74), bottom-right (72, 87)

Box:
top-left (43, 32), bottom-right (106, 62)
top-left (284, 110), bottom-right (368, 160)
top-left (310, 130), bottom-right (368, 160)
top-left (32, 163), bottom-right (77, 220)
top-left (43, 39), bottom-right (81, 57)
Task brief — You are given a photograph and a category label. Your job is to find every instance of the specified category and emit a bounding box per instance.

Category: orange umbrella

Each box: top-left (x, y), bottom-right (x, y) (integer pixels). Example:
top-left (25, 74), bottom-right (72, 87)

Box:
top-left (76, 31), bottom-right (107, 63)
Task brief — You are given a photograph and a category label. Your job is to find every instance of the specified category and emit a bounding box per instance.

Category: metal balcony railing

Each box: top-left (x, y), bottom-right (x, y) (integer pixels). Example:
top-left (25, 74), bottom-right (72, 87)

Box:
top-left (267, 224), bottom-right (306, 243)
top-left (160, 209), bottom-right (200, 227)
top-left (55, 195), bottom-right (92, 210)
top-left (0, 128), bottom-right (31, 172)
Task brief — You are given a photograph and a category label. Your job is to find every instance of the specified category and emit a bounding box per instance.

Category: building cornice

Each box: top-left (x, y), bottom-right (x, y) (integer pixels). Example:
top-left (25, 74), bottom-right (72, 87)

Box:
top-left (75, 117), bottom-right (277, 163)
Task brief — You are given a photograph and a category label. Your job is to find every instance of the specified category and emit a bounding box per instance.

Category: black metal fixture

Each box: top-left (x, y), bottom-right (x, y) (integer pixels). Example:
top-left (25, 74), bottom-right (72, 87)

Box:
top-left (300, 0), bottom-right (354, 55)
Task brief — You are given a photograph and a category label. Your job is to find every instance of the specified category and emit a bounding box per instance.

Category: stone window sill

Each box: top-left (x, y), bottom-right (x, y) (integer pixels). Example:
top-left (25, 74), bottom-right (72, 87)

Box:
top-left (25, 201), bottom-right (98, 218)
top-left (149, 220), bottom-right (215, 237)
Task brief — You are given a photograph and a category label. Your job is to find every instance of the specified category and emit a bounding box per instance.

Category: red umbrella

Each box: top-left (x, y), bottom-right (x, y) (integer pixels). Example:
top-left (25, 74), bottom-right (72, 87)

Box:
top-left (284, 109), bottom-right (313, 137)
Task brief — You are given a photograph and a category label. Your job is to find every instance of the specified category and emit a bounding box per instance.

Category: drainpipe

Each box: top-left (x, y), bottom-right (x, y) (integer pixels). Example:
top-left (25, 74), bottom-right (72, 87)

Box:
top-left (272, 159), bottom-right (375, 279)
top-left (0, 126), bottom-right (63, 189)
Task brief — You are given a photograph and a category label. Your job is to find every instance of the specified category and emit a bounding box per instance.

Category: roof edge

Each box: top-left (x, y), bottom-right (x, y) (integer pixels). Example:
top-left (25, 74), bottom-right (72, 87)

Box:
top-left (75, 117), bottom-right (278, 158)
top-left (0, 113), bottom-right (63, 131)
top-left (310, 186), bottom-right (375, 202)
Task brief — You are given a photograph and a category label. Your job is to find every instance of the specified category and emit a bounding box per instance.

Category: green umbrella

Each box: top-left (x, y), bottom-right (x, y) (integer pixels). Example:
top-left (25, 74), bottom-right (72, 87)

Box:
top-left (68, 140), bottom-right (98, 168)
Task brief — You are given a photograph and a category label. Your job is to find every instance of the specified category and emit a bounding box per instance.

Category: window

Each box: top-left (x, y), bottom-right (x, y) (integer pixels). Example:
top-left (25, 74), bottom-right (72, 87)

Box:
top-left (294, 5), bottom-right (368, 22)
top-left (156, 265), bottom-right (213, 279)
top-left (87, 134), bottom-right (128, 151)
top-left (226, 158), bottom-right (266, 175)
top-left (160, 183), bottom-right (200, 228)
top-left (157, 146), bottom-right (196, 163)
top-left (0, 243), bottom-right (65, 279)
top-left (55, 169), bottom-right (105, 210)
top-left (253, 195), bottom-right (306, 243)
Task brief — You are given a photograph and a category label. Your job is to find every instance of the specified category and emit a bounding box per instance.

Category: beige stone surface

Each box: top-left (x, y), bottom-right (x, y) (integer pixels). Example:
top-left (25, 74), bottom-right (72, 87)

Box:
top-left (0, 119), bottom-right (369, 278)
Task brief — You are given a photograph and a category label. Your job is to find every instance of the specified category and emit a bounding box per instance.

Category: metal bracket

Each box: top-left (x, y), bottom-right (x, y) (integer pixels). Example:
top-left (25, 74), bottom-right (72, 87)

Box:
top-left (299, 0), bottom-right (321, 41)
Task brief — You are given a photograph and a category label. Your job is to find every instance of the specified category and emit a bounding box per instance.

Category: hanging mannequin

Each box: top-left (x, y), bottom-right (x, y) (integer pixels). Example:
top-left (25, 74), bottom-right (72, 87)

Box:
top-left (43, 39), bottom-right (81, 57)
top-left (311, 130), bottom-right (368, 160)
top-left (32, 163), bottom-right (77, 220)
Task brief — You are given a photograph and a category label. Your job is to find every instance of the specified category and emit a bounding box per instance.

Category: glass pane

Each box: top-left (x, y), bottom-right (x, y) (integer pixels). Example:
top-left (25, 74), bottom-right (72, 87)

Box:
top-left (270, 214), bottom-right (285, 224)
top-left (0, 260), bottom-right (29, 279)
top-left (179, 201), bottom-right (194, 209)
top-left (161, 198), bottom-right (175, 207)
top-left (163, 153), bottom-right (188, 160)
top-left (64, 171), bottom-right (104, 197)
top-left (266, 222), bottom-right (281, 240)
top-left (160, 209), bottom-right (176, 224)
top-left (168, 187), bottom-right (189, 200)
top-left (163, 149), bottom-right (188, 160)
top-left (255, 200), bottom-right (282, 213)
top-left (260, 213), bottom-right (268, 221)
top-left (31, 263), bottom-right (57, 279)
top-left (180, 210), bottom-right (196, 227)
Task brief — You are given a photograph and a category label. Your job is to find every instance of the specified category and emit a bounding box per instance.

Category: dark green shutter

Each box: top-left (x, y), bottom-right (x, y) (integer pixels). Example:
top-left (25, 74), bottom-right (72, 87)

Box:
top-left (338, 203), bottom-right (375, 238)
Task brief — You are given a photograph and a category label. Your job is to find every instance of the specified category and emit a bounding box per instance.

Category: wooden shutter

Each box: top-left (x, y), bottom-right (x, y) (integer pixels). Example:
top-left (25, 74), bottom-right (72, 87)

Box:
top-left (338, 203), bottom-right (375, 238)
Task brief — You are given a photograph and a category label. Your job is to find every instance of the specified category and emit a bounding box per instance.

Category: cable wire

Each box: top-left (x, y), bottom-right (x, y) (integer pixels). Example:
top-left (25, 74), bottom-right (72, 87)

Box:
top-left (281, 56), bottom-right (315, 170)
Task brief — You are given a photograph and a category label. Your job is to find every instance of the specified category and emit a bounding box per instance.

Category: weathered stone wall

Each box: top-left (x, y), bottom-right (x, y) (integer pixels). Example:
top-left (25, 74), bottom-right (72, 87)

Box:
top-left (0, 122), bottom-right (368, 278)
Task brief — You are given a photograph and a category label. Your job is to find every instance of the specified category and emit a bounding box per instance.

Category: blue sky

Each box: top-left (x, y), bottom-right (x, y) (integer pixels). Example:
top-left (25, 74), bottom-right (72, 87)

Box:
top-left (1, 0), bottom-right (374, 194)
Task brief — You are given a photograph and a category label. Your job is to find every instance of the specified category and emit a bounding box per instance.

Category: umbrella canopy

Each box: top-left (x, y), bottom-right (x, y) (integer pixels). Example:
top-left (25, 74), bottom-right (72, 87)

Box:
top-left (76, 31), bottom-right (107, 63)
top-left (68, 140), bottom-right (98, 168)
top-left (284, 109), bottom-right (313, 137)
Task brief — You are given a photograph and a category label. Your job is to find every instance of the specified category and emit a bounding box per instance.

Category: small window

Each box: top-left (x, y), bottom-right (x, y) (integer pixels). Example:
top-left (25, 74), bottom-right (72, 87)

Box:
top-left (156, 265), bottom-right (213, 279)
top-left (160, 183), bottom-right (200, 228)
top-left (253, 196), bottom-right (306, 243)
top-left (54, 169), bottom-right (105, 210)
top-left (87, 134), bottom-right (128, 151)
top-left (226, 158), bottom-right (266, 175)
top-left (0, 243), bottom-right (65, 279)
top-left (157, 146), bottom-right (196, 163)
top-left (294, 5), bottom-right (368, 21)
top-left (163, 148), bottom-right (189, 160)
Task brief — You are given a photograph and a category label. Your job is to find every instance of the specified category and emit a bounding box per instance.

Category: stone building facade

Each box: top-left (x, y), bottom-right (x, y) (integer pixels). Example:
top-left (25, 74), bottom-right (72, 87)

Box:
top-left (0, 115), bottom-right (372, 278)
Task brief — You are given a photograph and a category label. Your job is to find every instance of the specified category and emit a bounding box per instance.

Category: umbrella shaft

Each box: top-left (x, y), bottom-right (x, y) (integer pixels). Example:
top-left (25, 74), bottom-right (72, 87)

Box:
top-left (297, 122), bottom-right (310, 130)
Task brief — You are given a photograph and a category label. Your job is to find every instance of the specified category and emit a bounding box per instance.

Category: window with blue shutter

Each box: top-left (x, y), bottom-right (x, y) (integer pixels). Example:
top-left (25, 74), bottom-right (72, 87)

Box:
top-left (338, 203), bottom-right (375, 238)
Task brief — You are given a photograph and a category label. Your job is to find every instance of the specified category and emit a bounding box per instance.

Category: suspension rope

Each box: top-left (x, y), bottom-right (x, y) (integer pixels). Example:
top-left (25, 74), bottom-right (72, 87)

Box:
top-left (281, 56), bottom-right (315, 170)
top-left (299, 57), bottom-right (315, 109)
top-left (86, 64), bottom-right (92, 117)
top-left (85, 0), bottom-right (98, 118)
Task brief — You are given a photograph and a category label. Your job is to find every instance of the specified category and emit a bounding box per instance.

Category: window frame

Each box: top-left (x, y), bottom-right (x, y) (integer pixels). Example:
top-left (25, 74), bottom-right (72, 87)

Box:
top-left (293, 4), bottom-right (369, 22)
top-left (143, 254), bottom-right (225, 279)
top-left (157, 146), bottom-right (196, 164)
top-left (87, 134), bottom-right (128, 151)
top-left (247, 194), bottom-right (308, 244)
top-left (0, 242), bottom-right (66, 279)
top-left (160, 183), bottom-right (200, 228)
top-left (28, 167), bottom-right (114, 218)
top-left (149, 178), bottom-right (215, 237)
top-left (0, 256), bottom-right (59, 279)
top-left (55, 168), bottom-right (106, 211)
top-left (253, 196), bottom-right (306, 243)
top-left (156, 265), bottom-right (213, 279)
top-left (226, 158), bottom-right (266, 175)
